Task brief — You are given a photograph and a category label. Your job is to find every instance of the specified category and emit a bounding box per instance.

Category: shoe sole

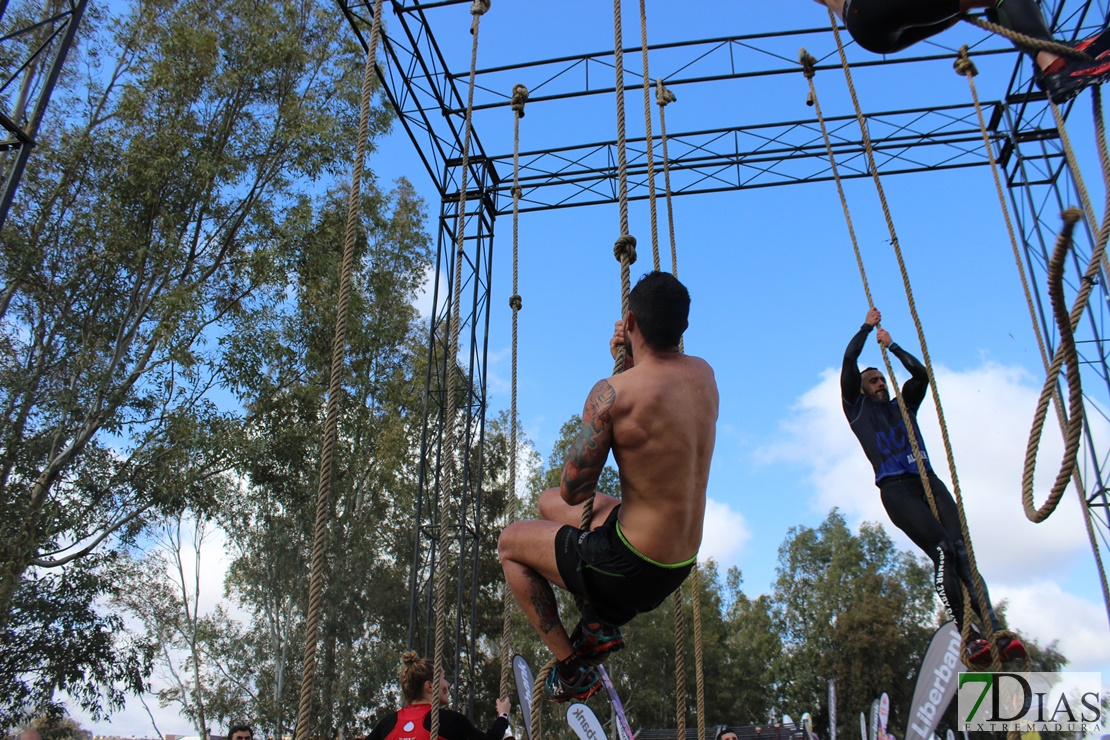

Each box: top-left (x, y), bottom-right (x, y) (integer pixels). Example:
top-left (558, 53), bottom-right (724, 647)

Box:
top-left (575, 639), bottom-right (626, 666)
top-left (1051, 63), bottom-right (1110, 104)
top-left (547, 680), bottom-right (602, 703)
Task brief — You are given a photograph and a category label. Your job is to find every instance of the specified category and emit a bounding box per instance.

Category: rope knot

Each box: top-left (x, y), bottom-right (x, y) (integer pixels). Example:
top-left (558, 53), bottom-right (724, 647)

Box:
top-left (470, 0), bottom-right (490, 15)
top-left (509, 294), bottom-right (522, 311)
top-left (799, 49), bottom-right (818, 80)
top-left (613, 234), bottom-right (638, 265)
top-left (511, 83), bottom-right (529, 117)
top-left (954, 46), bottom-right (978, 77)
top-left (655, 79), bottom-right (676, 107)
top-left (1061, 207), bottom-right (1083, 225)
top-left (511, 184), bottom-right (522, 200)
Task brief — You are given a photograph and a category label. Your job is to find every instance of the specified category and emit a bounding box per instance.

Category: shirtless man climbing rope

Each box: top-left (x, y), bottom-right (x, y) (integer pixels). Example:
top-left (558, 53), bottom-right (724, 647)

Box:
top-left (498, 271), bottom-right (718, 702)
top-left (810, 0), bottom-right (1110, 104)
top-left (842, 307), bottom-right (1026, 667)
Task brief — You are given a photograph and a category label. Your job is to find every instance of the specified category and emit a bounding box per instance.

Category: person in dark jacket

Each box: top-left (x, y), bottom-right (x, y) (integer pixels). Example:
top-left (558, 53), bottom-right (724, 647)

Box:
top-left (842, 307), bottom-right (1025, 666)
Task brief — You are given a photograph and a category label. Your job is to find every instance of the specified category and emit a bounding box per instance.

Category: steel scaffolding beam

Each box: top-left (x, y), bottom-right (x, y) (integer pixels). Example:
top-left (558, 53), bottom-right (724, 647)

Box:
top-left (339, 0), bottom-right (1110, 710)
top-left (0, 0), bottom-right (87, 232)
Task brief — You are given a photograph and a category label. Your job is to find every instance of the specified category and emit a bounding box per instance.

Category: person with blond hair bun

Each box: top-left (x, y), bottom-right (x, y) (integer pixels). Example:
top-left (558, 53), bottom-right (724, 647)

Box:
top-left (365, 651), bottom-right (511, 740)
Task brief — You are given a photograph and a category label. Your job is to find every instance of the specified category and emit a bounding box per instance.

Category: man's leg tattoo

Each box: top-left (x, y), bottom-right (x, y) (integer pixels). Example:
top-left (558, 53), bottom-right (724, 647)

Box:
top-left (524, 568), bottom-right (562, 634)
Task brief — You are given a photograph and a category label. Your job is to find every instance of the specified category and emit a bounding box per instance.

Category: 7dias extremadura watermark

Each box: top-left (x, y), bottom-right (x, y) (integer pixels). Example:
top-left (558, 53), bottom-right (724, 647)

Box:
top-left (957, 672), bottom-right (1103, 732)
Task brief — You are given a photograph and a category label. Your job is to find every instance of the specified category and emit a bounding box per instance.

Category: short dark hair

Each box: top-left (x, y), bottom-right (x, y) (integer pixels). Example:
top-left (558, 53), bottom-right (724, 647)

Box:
top-left (861, 367), bottom-right (880, 375)
top-left (628, 271), bottom-right (689, 349)
top-left (228, 725), bottom-right (253, 739)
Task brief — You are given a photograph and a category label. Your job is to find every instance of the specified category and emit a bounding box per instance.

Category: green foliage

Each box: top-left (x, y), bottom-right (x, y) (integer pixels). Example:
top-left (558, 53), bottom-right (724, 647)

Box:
top-left (0, 556), bottom-right (151, 726)
top-left (0, 0), bottom-right (393, 721)
top-left (770, 510), bottom-right (936, 738)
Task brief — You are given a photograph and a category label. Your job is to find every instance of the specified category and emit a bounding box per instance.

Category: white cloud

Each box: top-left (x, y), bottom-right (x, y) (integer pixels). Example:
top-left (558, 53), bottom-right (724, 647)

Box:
top-left (70, 518), bottom-right (244, 738)
top-left (758, 360), bottom-right (1110, 665)
top-left (700, 497), bottom-right (751, 571)
top-left (997, 580), bottom-right (1110, 671)
top-left (412, 264), bottom-right (439, 320)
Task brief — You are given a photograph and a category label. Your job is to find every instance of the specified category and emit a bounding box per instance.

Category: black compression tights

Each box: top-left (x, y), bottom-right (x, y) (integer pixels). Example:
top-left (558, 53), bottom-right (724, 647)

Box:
top-left (879, 473), bottom-right (1001, 634)
top-left (846, 0), bottom-right (1053, 56)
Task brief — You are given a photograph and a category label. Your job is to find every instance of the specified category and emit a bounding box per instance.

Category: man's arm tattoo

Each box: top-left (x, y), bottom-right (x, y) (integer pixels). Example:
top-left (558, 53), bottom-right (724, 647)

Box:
top-left (524, 568), bottom-right (561, 634)
top-left (561, 379), bottom-right (616, 502)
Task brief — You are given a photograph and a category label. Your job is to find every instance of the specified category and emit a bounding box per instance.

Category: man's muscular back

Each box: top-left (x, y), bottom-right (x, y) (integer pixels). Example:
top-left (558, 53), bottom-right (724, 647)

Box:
top-left (608, 352), bottom-right (718, 565)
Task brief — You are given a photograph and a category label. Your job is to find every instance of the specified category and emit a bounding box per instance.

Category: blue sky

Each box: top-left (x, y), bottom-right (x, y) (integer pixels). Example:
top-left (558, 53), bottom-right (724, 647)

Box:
top-left (76, 0), bottom-right (1110, 735)
top-left (384, 0), bottom-right (1110, 658)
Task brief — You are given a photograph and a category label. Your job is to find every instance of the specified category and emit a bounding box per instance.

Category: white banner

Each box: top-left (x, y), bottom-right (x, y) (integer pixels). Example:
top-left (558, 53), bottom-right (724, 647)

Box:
top-left (512, 655), bottom-right (535, 740)
top-left (829, 680), bottom-right (837, 740)
top-left (906, 622), bottom-right (961, 740)
top-left (566, 703), bottom-right (606, 740)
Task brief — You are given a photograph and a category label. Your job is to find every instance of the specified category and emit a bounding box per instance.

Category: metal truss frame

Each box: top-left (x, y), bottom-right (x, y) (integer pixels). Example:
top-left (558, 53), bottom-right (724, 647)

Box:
top-left (0, 0), bottom-right (87, 232)
top-left (999, 0), bottom-right (1110, 569)
top-left (338, 0), bottom-right (1110, 708)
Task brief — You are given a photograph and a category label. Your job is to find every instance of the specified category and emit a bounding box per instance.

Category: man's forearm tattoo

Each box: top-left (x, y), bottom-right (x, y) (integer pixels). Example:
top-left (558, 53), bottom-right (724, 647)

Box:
top-left (562, 380), bottom-right (616, 499)
top-left (524, 568), bottom-right (561, 634)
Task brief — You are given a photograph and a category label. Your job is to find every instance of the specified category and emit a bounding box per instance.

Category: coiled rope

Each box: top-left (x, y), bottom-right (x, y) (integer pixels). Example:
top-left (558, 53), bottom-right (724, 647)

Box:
top-left (953, 47), bottom-right (1110, 627)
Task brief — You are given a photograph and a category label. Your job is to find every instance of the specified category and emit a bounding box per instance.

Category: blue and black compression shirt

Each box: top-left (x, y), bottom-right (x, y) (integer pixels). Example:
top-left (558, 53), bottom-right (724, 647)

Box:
top-left (841, 323), bottom-right (933, 484)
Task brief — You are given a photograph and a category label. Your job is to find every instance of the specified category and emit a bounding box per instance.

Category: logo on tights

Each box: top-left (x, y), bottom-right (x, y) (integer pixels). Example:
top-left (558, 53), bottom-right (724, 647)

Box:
top-left (934, 545), bottom-right (954, 620)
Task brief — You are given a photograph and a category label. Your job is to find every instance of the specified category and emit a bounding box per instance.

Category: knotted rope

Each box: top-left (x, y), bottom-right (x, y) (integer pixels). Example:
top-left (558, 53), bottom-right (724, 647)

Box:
top-left (500, 83), bottom-right (527, 704)
top-left (432, 2), bottom-right (490, 737)
top-left (954, 46), bottom-right (1110, 628)
top-left (812, 16), bottom-right (1012, 669)
top-left (532, 4), bottom-right (640, 734)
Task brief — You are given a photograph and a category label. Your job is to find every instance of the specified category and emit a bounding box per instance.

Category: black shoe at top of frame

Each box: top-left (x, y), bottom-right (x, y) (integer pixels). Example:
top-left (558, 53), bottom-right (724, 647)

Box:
top-left (1074, 28), bottom-right (1110, 60)
top-left (1035, 57), bottom-right (1110, 104)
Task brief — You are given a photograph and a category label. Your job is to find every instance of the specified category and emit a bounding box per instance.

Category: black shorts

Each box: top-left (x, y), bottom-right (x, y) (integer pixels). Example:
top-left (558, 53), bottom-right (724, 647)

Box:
top-left (554, 505), bottom-right (695, 626)
top-left (844, 0), bottom-right (961, 54)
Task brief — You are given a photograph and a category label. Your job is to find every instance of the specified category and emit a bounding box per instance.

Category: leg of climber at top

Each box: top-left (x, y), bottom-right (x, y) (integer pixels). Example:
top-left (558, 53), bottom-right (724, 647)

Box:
top-left (497, 272), bottom-right (719, 703)
top-left (809, 0), bottom-right (1110, 103)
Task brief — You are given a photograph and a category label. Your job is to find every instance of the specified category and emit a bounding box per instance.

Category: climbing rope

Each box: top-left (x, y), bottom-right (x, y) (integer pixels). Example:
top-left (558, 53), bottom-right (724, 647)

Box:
top-left (531, 2), bottom-right (639, 734)
top-left (432, 2), bottom-right (490, 738)
top-left (657, 80), bottom-right (680, 281)
top-left (1023, 209), bottom-right (1086, 520)
top-left (960, 14), bottom-right (1091, 61)
top-left (809, 17), bottom-right (1014, 670)
top-left (500, 82), bottom-right (528, 704)
top-left (954, 47), bottom-right (1110, 626)
top-left (1023, 86), bottom-right (1110, 515)
top-left (637, 0), bottom-right (661, 271)
top-left (292, 3), bottom-right (385, 738)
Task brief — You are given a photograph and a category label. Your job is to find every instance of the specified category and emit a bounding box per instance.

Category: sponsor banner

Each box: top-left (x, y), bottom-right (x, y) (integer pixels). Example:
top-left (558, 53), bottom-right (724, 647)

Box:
top-left (512, 655), bottom-right (534, 740)
top-left (598, 664), bottom-right (634, 740)
top-left (566, 703), bottom-right (606, 740)
top-left (859, 712), bottom-right (867, 740)
top-left (907, 621), bottom-right (961, 740)
top-left (957, 671), bottom-right (1103, 733)
top-left (829, 681), bottom-right (837, 740)
top-left (870, 699), bottom-right (880, 740)
top-left (879, 693), bottom-right (890, 737)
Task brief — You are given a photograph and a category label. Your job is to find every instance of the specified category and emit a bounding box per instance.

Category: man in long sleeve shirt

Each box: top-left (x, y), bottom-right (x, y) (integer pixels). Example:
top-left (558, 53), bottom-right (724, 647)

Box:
top-left (842, 307), bottom-right (1025, 666)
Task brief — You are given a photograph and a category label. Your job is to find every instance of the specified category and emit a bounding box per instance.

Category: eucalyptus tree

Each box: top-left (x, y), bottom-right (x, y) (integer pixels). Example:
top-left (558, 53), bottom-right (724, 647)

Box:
top-left (0, 0), bottom-right (391, 720)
